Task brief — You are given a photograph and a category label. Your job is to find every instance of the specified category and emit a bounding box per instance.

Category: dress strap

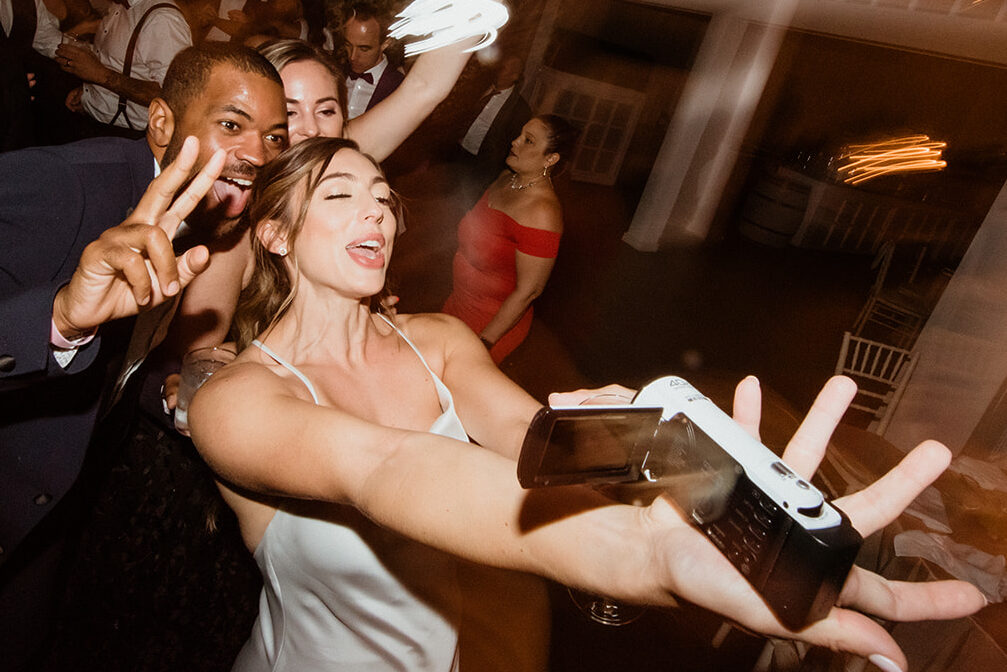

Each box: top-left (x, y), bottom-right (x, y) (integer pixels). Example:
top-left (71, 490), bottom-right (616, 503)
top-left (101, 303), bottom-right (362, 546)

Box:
top-left (375, 314), bottom-right (438, 381)
top-left (374, 314), bottom-right (466, 439)
top-left (251, 339), bottom-right (321, 405)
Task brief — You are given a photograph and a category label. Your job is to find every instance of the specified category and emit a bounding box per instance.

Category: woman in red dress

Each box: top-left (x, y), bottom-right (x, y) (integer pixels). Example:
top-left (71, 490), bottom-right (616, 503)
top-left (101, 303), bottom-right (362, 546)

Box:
top-left (442, 114), bottom-right (578, 363)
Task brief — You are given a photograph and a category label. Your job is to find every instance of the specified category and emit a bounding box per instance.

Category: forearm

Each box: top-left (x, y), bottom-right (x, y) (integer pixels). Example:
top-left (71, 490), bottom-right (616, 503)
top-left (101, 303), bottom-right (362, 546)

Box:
top-left (403, 39), bottom-right (472, 107)
top-left (345, 40), bottom-right (472, 161)
top-left (0, 153), bottom-right (95, 383)
top-left (480, 288), bottom-right (538, 344)
top-left (161, 239), bottom-right (249, 359)
top-left (354, 429), bottom-right (661, 601)
top-left (94, 69), bottom-right (162, 107)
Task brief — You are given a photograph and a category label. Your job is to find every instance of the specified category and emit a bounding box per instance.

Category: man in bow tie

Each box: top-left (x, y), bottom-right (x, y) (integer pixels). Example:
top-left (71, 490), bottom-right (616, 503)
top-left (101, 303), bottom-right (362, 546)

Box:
top-left (341, 0), bottom-right (403, 120)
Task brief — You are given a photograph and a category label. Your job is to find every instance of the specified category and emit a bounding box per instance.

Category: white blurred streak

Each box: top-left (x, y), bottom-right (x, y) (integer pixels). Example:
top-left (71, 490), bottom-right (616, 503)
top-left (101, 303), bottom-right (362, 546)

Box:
top-left (388, 0), bottom-right (510, 57)
top-left (519, 0), bottom-right (561, 100)
top-left (886, 180), bottom-right (1007, 455)
top-left (624, 1), bottom-right (799, 251)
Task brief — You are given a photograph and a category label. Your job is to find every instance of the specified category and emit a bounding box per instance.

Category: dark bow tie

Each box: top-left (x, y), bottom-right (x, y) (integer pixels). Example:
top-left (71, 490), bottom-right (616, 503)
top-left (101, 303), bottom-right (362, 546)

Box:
top-left (348, 70), bottom-right (374, 84)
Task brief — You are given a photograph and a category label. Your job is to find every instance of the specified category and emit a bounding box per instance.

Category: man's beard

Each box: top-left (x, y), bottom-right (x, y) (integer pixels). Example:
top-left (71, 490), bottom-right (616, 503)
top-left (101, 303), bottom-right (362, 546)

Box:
top-left (160, 130), bottom-right (187, 173)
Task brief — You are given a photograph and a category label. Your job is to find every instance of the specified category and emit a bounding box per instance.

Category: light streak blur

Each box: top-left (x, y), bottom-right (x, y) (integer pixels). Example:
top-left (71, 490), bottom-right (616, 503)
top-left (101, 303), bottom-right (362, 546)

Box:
top-left (388, 0), bottom-right (510, 57)
top-left (836, 135), bottom-right (947, 186)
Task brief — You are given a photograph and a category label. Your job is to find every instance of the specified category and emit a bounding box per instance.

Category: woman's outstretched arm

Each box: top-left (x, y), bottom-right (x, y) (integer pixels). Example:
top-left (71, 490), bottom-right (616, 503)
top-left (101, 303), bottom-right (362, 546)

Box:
top-left (191, 362), bottom-right (985, 670)
top-left (345, 40), bottom-right (472, 161)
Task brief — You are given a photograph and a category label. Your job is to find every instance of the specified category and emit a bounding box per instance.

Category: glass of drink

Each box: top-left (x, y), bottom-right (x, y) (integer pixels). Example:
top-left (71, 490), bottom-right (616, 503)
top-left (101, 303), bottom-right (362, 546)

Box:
top-left (61, 32), bottom-right (92, 52)
top-left (174, 346), bottom-right (236, 436)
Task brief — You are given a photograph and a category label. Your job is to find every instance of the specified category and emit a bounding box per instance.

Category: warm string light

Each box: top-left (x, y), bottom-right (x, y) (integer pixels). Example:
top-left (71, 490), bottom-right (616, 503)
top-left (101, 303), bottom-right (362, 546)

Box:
top-left (836, 135), bottom-right (947, 186)
top-left (388, 0), bottom-right (510, 57)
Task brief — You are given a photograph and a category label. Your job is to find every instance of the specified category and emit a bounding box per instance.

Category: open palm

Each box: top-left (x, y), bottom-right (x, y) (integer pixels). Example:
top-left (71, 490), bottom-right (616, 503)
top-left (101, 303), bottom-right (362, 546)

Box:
top-left (643, 376), bottom-right (984, 671)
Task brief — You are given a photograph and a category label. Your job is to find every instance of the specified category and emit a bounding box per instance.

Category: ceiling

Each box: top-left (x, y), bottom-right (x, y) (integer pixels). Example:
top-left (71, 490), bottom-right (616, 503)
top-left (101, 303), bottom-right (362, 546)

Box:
top-left (632, 0), bottom-right (1007, 65)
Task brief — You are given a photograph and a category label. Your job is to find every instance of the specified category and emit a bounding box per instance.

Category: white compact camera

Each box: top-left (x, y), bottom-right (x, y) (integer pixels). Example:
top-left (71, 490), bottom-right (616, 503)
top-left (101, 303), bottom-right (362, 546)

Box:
top-left (517, 376), bottom-right (862, 630)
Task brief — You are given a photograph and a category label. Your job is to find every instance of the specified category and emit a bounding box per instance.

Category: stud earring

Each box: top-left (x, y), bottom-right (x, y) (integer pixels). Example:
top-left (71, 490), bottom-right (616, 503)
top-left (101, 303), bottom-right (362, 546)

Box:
top-left (278, 246), bottom-right (288, 256)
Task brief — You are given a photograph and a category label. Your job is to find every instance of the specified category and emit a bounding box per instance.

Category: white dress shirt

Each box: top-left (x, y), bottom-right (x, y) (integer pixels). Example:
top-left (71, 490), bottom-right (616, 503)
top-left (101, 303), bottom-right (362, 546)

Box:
top-left (460, 85), bottom-right (515, 155)
top-left (345, 54), bottom-right (388, 120)
top-left (0, 0), bottom-right (62, 58)
top-left (81, 0), bottom-right (191, 129)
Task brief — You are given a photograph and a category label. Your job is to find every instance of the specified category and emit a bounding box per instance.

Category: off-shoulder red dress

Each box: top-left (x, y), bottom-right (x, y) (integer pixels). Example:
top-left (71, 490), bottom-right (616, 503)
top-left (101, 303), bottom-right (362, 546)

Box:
top-left (442, 192), bottom-right (561, 363)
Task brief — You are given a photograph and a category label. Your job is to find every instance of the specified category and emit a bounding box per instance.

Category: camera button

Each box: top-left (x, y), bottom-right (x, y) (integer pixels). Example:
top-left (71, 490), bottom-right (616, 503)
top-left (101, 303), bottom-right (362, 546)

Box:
top-left (797, 502), bottom-right (824, 518)
top-left (758, 497), bottom-right (780, 515)
top-left (706, 525), bottom-right (727, 549)
top-left (752, 509), bottom-right (774, 528)
top-left (743, 535), bottom-right (764, 553)
top-left (771, 461), bottom-right (794, 477)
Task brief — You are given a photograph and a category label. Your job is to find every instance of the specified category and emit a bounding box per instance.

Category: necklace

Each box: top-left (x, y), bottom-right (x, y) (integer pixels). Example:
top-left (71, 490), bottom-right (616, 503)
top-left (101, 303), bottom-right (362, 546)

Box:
top-left (509, 173), bottom-right (550, 191)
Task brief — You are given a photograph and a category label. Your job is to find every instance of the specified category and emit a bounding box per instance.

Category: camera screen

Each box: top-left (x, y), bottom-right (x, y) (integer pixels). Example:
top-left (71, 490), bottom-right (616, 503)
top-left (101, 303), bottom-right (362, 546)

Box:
top-left (538, 411), bottom-right (660, 476)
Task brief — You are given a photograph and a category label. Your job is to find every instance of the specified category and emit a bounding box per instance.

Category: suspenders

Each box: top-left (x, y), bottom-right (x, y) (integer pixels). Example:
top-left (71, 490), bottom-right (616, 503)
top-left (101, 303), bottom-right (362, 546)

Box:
top-left (107, 2), bottom-right (178, 129)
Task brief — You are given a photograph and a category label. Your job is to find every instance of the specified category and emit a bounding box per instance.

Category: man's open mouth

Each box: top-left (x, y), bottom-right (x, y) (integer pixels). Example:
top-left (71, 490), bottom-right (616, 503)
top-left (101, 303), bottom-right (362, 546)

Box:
top-left (211, 175), bottom-right (255, 218)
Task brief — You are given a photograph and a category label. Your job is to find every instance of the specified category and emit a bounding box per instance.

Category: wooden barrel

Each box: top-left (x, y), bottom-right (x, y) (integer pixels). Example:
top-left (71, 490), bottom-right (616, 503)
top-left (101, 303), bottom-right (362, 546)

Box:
top-left (738, 171), bottom-right (811, 247)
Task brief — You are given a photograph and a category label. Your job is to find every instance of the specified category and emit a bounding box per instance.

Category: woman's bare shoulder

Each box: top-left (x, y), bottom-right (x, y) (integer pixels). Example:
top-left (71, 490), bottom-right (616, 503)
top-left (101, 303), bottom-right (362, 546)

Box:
top-left (394, 312), bottom-right (473, 340)
top-left (394, 312), bottom-right (480, 354)
top-left (515, 191), bottom-right (563, 233)
top-left (197, 354), bottom-right (309, 408)
top-left (200, 358), bottom-right (275, 398)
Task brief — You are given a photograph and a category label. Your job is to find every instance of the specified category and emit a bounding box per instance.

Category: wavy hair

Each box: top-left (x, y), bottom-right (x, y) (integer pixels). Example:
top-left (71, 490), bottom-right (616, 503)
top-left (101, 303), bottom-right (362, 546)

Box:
top-left (232, 137), bottom-right (401, 350)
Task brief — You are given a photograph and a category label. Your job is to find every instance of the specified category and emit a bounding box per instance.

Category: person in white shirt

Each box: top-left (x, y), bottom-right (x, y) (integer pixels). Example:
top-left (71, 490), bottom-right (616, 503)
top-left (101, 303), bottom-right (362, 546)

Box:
top-left (341, 0), bottom-right (403, 120)
top-left (458, 54), bottom-right (532, 193)
top-left (55, 0), bottom-right (192, 133)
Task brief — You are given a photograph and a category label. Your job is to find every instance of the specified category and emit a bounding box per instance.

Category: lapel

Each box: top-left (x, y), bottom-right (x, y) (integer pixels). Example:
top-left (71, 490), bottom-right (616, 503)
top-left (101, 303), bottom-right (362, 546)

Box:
top-left (366, 66), bottom-right (402, 112)
top-left (105, 138), bottom-right (167, 406)
top-left (125, 137), bottom-right (158, 205)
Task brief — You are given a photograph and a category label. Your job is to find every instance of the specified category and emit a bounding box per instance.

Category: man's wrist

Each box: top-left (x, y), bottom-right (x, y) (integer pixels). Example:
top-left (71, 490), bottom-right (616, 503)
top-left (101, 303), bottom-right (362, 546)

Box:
top-left (51, 289), bottom-right (96, 344)
top-left (50, 318), bottom-right (96, 348)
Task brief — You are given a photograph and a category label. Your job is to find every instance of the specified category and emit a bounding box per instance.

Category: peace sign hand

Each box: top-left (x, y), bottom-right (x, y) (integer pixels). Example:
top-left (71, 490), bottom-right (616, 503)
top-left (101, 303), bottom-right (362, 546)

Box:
top-left (52, 137), bottom-right (227, 339)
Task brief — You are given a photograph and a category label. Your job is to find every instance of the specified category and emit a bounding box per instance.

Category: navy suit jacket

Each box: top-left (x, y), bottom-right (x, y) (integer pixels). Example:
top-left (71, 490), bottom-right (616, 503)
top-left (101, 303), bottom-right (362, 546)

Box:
top-left (365, 65), bottom-right (405, 113)
top-left (0, 137), bottom-right (155, 566)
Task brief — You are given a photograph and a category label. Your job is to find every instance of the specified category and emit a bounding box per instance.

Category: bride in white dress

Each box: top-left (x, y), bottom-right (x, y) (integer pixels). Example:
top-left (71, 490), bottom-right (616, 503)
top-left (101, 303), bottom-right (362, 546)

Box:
top-left (188, 137), bottom-right (986, 672)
